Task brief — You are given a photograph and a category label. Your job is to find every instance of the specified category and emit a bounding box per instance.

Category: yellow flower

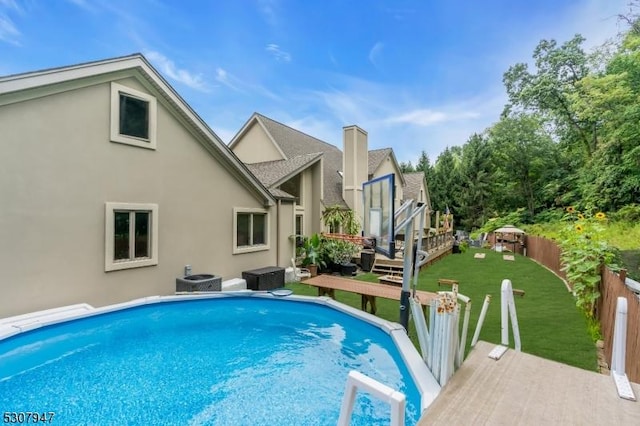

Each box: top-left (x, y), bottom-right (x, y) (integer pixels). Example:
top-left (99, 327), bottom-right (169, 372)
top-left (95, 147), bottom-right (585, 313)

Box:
top-left (577, 213), bottom-right (585, 220)
top-left (575, 224), bottom-right (584, 233)
top-left (595, 212), bottom-right (606, 220)
top-left (566, 206), bottom-right (576, 213)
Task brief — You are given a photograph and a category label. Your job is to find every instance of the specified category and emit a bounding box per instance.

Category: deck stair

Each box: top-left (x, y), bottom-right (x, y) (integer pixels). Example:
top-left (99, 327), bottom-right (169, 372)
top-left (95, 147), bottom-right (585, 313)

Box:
top-left (371, 258), bottom-right (404, 275)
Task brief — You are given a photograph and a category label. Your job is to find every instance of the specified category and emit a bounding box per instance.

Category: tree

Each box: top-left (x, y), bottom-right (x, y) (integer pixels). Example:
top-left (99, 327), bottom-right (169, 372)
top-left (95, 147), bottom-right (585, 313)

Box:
top-left (503, 35), bottom-right (597, 159)
top-left (431, 147), bottom-right (462, 219)
top-left (488, 113), bottom-right (558, 217)
top-left (399, 161), bottom-right (415, 173)
top-left (456, 133), bottom-right (494, 229)
top-left (569, 29), bottom-right (640, 210)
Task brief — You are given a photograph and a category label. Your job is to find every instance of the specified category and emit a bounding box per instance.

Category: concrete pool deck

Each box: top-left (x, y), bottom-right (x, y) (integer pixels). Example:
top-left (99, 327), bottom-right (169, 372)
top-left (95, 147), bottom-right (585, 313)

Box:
top-left (419, 340), bottom-right (640, 424)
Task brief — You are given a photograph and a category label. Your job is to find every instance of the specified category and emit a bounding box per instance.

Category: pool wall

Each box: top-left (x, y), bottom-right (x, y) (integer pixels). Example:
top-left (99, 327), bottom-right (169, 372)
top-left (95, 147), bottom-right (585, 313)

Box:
top-left (0, 290), bottom-right (441, 415)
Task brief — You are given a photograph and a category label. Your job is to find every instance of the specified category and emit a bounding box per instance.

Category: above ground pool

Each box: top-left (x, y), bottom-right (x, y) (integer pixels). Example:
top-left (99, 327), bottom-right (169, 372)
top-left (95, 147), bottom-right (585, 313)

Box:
top-left (0, 295), bottom-right (424, 425)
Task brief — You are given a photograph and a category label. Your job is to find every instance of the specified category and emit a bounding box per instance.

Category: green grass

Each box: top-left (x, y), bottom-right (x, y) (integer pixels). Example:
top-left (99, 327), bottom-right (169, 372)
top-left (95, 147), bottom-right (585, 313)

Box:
top-left (286, 248), bottom-right (597, 372)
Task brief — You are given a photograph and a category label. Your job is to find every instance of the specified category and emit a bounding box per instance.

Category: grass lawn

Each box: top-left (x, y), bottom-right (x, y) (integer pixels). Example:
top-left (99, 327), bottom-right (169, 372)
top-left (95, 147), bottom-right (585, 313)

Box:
top-left (286, 248), bottom-right (597, 372)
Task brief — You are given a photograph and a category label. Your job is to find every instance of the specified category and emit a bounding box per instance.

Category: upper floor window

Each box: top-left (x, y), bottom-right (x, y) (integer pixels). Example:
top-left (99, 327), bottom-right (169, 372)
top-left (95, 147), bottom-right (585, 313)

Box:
top-left (110, 82), bottom-right (157, 150)
top-left (233, 208), bottom-right (270, 254)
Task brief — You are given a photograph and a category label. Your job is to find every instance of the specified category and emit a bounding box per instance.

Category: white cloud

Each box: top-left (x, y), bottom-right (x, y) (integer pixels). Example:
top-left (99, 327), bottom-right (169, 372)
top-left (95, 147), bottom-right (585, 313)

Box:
top-left (145, 51), bottom-right (209, 92)
top-left (0, 14), bottom-right (19, 45)
top-left (266, 43), bottom-right (291, 62)
top-left (65, 0), bottom-right (95, 11)
top-left (0, 0), bottom-right (20, 45)
top-left (368, 42), bottom-right (384, 67)
top-left (215, 66), bottom-right (281, 100)
top-left (215, 67), bottom-right (244, 93)
top-left (0, 0), bottom-right (18, 9)
top-left (258, 0), bottom-right (279, 28)
top-left (386, 108), bottom-right (481, 127)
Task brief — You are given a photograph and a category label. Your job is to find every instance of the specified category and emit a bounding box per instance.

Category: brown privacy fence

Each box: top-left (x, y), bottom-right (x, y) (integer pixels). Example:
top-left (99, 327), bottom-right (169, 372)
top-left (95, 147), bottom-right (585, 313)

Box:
top-left (598, 268), bottom-right (640, 383)
top-left (524, 235), bottom-right (568, 284)
top-left (502, 233), bottom-right (640, 382)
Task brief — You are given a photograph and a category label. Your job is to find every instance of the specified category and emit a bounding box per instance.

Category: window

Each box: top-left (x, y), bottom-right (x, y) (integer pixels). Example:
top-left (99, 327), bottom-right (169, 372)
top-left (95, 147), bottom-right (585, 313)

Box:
top-left (295, 214), bottom-right (303, 246)
top-left (110, 82), bottom-right (157, 150)
top-left (233, 208), bottom-right (269, 254)
top-left (105, 202), bottom-right (158, 271)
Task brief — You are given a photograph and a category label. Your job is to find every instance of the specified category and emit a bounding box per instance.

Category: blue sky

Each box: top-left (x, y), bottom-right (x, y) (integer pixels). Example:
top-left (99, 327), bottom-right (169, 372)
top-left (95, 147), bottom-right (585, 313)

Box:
top-left (0, 0), bottom-right (628, 164)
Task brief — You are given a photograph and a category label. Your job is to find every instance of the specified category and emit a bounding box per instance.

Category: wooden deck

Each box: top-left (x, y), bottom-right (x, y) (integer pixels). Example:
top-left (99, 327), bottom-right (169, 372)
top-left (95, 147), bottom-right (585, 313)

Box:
top-left (419, 341), bottom-right (640, 425)
top-left (303, 274), bottom-right (437, 314)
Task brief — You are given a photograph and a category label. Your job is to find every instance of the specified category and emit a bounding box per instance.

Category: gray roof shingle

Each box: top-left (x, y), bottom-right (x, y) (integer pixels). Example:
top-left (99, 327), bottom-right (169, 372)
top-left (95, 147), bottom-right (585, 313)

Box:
top-left (256, 114), bottom-right (347, 207)
top-left (367, 148), bottom-right (392, 176)
top-left (402, 172), bottom-right (425, 201)
top-left (246, 152), bottom-right (322, 187)
top-left (247, 114), bottom-right (416, 208)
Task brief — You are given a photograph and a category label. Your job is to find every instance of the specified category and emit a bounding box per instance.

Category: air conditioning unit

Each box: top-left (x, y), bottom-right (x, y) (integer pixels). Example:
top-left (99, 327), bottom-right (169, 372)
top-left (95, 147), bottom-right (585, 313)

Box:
top-left (176, 274), bottom-right (222, 292)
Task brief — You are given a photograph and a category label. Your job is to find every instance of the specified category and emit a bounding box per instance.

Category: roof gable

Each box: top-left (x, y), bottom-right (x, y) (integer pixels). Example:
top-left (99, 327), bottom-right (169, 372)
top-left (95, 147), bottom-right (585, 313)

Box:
top-left (402, 172), bottom-right (431, 209)
top-left (368, 148), bottom-right (406, 185)
top-left (0, 54), bottom-right (274, 206)
top-left (368, 148), bottom-right (392, 175)
top-left (248, 114), bottom-right (346, 207)
top-left (228, 113), bottom-right (287, 162)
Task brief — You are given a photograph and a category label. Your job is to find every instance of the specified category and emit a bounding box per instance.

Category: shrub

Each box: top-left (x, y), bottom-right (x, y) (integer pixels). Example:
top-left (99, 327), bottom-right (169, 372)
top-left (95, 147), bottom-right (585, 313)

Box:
top-left (533, 208), bottom-right (565, 224)
top-left (477, 208), bottom-right (527, 234)
top-left (612, 204), bottom-right (640, 223)
top-left (558, 208), bottom-right (617, 320)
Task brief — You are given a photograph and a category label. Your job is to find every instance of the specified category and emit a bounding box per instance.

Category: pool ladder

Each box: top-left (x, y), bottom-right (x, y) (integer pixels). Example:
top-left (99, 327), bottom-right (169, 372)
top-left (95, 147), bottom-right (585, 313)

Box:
top-left (337, 370), bottom-right (406, 426)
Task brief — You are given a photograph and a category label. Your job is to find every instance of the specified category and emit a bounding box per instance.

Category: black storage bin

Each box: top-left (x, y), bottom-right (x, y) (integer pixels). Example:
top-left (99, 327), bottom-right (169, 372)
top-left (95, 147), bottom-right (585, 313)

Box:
top-left (360, 250), bottom-right (375, 272)
top-left (242, 266), bottom-right (285, 291)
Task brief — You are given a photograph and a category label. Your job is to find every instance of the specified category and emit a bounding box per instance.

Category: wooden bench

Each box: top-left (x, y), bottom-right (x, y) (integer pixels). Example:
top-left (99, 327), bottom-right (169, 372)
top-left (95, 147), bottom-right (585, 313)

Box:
top-left (303, 275), bottom-right (437, 315)
top-left (438, 278), bottom-right (459, 287)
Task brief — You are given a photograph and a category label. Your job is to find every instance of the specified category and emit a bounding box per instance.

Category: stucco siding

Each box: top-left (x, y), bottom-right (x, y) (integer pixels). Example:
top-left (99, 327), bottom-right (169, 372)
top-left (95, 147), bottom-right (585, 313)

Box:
top-left (276, 201), bottom-right (295, 267)
top-left (232, 121), bottom-right (284, 163)
top-left (0, 78), bottom-right (277, 317)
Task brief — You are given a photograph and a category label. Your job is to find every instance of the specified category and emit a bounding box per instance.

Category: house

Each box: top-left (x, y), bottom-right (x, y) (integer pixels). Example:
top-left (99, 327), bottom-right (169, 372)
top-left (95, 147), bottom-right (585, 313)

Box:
top-left (229, 113), bottom-right (432, 237)
top-left (0, 55), bottom-right (294, 318)
top-left (402, 172), bottom-right (432, 230)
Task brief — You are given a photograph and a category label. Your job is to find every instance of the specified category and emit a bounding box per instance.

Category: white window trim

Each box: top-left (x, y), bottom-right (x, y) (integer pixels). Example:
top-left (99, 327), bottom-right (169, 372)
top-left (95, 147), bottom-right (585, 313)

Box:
top-left (110, 82), bottom-right (157, 150)
top-left (233, 207), bottom-right (270, 254)
top-left (105, 202), bottom-right (159, 271)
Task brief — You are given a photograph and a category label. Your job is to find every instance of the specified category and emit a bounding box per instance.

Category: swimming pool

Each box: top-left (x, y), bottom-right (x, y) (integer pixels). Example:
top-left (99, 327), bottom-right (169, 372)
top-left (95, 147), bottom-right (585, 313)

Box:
top-left (0, 294), bottom-right (434, 425)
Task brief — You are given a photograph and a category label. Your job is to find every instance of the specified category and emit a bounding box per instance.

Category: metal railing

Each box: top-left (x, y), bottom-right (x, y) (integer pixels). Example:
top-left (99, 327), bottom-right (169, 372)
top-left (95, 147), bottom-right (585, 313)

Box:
top-left (337, 370), bottom-right (406, 426)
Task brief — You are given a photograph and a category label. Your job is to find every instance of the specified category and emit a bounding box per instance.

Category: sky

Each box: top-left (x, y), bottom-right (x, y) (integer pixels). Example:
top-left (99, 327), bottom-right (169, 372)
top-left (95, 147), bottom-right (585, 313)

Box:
top-left (0, 0), bottom-right (630, 165)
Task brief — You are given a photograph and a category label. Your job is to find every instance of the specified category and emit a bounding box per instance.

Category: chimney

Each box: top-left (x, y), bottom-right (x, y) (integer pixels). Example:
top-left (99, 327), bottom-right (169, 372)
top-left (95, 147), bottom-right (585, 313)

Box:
top-left (342, 125), bottom-right (368, 223)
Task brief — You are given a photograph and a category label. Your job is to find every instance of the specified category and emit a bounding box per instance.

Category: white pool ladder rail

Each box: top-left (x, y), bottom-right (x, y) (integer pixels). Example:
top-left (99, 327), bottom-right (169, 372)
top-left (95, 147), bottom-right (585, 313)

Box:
top-left (337, 370), bottom-right (406, 426)
top-left (488, 279), bottom-right (522, 360)
top-left (611, 296), bottom-right (636, 401)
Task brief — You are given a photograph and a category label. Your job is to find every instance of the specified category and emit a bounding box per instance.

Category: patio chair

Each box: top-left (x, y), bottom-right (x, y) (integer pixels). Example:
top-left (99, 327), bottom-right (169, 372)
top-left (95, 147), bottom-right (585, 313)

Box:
top-left (291, 258), bottom-right (311, 281)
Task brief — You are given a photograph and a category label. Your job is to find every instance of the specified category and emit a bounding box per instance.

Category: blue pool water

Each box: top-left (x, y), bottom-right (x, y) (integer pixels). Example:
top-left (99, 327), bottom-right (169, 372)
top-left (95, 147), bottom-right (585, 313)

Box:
top-left (0, 297), bottom-right (421, 425)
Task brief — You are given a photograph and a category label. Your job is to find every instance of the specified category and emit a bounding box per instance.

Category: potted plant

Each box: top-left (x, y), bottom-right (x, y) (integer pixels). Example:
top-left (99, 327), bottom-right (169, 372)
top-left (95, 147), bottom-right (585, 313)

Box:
top-left (299, 233), bottom-right (325, 276)
top-left (322, 238), bottom-right (360, 276)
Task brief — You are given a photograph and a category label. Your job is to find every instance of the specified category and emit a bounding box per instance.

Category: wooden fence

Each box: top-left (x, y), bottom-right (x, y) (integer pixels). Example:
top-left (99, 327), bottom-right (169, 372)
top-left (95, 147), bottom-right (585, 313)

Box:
top-left (523, 235), bottom-right (568, 285)
top-left (598, 268), bottom-right (640, 383)
top-left (510, 233), bottom-right (639, 382)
